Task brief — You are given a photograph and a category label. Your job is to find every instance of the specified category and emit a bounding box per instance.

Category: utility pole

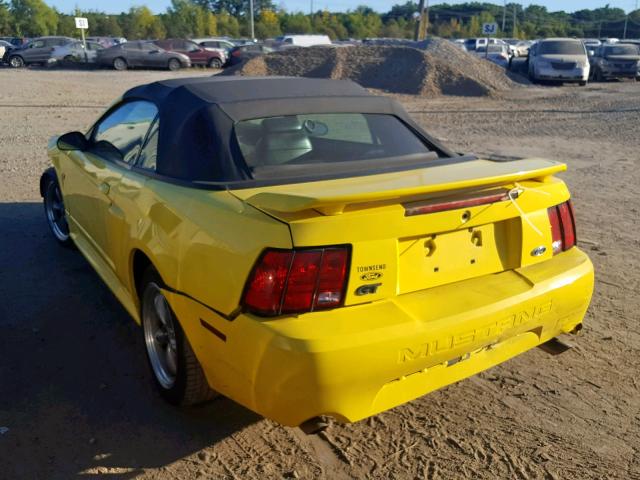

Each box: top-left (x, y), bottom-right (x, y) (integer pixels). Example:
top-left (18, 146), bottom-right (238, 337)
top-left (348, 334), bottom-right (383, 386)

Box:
top-left (502, 0), bottom-right (506, 34)
top-left (513, 3), bottom-right (516, 36)
top-left (249, 0), bottom-right (254, 40)
top-left (414, 0), bottom-right (425, 40)
top-left (422, 0), bottom-right (430, 39)
top-left (623, 14), bottom-right (628, 39)
top-left (310, 0), bottom-right (313, 17)
top-left (414, 0), bottom-right (429, 41)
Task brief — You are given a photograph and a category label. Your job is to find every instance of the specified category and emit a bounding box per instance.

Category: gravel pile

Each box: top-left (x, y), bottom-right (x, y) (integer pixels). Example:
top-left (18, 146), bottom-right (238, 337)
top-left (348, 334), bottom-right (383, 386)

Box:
top-left (222, 38), bottom-right (516, 97)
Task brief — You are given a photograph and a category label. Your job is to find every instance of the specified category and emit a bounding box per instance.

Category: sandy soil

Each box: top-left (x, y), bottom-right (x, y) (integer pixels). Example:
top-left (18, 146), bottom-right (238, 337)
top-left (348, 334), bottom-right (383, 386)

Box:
top-left (0, 69), bottom-right (638, 479)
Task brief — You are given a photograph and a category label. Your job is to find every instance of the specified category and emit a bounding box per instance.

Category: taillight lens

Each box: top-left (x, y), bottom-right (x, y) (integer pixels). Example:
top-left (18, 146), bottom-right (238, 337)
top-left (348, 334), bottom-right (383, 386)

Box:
top-left (243, 246), bottom-right (350, 316)
top-left (547, 200), bottom-right (576, 254)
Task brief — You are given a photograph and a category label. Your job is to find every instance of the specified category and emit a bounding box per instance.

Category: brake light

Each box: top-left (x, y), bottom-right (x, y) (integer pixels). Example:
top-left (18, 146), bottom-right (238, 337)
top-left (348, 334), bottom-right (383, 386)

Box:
top-left (547, 200), bottom-right (576, 254)
top-left (242, 247), bottom-right (350, 316)
top-left (232, 50), bottom-right (241, 57)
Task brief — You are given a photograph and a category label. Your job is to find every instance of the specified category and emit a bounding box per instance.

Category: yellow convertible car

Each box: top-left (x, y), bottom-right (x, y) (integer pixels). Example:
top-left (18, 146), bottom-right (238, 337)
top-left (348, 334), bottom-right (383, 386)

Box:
top-left (41, 77), bottom-right (594, 428)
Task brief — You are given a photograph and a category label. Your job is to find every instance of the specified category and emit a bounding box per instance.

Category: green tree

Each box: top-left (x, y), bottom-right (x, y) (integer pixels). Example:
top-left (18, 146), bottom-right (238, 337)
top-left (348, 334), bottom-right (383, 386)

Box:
top-left (216, 10), bottom-right (240, 36)
top-left (255, 9), bottom-right (280, 38)
top-left (281, 12), bottom-right (312, 34)
top-left (10, 0), bottom-right (58, 36)
top-left (199, 0), bottom-right (274, 19)
top-left (344, 6), bottom-right (382, 38)
top-left (121, 6), bottom-right (165, 39)
top-left (0, 0), bottom-right (12, 34)
top-left (163, 0), bottom-right (213, 37)
top-left (55, 12), bottom-right (76, 36)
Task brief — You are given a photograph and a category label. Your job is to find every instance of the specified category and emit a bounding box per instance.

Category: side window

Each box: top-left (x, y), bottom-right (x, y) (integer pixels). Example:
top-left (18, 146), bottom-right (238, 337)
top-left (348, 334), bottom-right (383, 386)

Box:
top-left (31, 40), bottom-right (45, 48)
top-left (137, 119), bottom-right (159, 171)
top-left (93, 101), bottom-right (158, 164)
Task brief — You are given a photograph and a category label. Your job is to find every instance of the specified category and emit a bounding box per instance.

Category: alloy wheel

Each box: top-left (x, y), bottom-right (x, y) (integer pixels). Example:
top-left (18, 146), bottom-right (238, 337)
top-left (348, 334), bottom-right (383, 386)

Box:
top-left (143, 283), bottom-right (178, 389)
top-left (44, 181), bottom-right (70, 242)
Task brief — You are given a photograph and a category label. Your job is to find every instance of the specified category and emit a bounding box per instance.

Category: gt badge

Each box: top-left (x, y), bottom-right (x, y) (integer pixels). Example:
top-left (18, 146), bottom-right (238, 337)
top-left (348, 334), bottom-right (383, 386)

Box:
top-left (355, 283), bottom-right (382, 296)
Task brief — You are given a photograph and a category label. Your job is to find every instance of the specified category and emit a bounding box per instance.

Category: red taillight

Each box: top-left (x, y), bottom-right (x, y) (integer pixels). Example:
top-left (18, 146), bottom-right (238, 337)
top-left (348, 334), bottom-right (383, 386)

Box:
top-left (232, 50), bottom-right (241, 57)
top-left (242, 250), bottom-right (291, 315)
top-left (243, 247), bottom-right (350, 316)
top-left (547, 200), bottom-right (576, 254)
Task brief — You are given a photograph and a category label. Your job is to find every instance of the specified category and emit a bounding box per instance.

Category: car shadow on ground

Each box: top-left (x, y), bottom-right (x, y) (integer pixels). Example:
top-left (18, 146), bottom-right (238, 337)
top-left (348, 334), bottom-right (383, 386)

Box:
top-left (0, 202), bottom-right (260, 479)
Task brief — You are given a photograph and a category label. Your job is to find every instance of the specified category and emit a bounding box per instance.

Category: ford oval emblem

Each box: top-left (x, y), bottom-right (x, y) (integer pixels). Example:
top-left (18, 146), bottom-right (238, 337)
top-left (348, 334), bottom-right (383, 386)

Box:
top-left (531, 246), bottom-right (547, 257)
top-left (360, 272), bottom-right (382, 281)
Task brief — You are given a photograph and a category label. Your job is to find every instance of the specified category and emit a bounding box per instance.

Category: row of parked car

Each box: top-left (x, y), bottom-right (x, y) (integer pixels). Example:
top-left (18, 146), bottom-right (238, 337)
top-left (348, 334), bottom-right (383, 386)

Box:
top-left (0, 35), bottom-right (266, 70)
top-left (458, 36), bottom-right (640, 85)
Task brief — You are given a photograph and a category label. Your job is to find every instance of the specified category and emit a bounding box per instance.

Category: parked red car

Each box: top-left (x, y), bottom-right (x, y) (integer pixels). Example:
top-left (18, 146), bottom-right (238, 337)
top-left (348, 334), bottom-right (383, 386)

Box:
top-left (153, 39), bottom-right (225, 68)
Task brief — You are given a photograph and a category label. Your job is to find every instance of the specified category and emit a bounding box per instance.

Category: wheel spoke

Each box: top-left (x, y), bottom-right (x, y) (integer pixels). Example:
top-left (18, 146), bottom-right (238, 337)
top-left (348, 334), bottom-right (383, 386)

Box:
top-left (164, 345), bottom-right (178, 376)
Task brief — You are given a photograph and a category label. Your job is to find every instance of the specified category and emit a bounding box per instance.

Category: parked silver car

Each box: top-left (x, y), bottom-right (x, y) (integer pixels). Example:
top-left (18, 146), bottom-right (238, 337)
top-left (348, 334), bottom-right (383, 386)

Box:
top-left (97, 41), bottom-right (191, 71)
top-left (474, 44), bottom-right (510, 68)
top-left (528, 38), bottom-right (590, 85)
top-left (48, 40), bottom-right (104, 65)
top-left (6, 36), bottom-right (74, 68)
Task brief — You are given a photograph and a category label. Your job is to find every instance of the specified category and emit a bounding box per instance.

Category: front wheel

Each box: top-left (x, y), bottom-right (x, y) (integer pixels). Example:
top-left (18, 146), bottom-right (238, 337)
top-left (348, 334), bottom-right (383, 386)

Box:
top-left (168, 58), bottom-right (181, 71)
top-left (43, 174), bottom-right (73, 247)
top-left (113, 57), bottom-right (127, 71)
top-left (9, 55), bottom-right (24, 68)
top-left (141, 268), bottom-right (216, 406)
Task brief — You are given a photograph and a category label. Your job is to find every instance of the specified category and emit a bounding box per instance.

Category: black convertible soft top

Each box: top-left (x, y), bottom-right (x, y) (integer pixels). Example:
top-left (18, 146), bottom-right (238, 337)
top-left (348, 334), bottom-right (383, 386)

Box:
top-left (121, 76), bottom-right (455, 184)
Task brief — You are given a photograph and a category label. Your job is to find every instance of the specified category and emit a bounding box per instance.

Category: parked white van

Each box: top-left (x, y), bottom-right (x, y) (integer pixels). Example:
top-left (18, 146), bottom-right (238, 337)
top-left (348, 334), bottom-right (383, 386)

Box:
top-left (528, 38), bottom-right (590, 85)
top-left (275, 35), bottom-right (332, 48)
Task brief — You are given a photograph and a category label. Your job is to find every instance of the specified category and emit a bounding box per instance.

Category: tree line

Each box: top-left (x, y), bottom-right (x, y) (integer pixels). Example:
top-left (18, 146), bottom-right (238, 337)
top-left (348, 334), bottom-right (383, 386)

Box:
top-left (1, 0), bottom-right (639, 41)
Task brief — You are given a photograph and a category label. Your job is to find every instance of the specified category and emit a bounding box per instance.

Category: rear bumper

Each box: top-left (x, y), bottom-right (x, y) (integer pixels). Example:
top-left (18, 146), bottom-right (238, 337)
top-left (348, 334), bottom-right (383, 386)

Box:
top-left (167, 247), bottom-right (594, 426)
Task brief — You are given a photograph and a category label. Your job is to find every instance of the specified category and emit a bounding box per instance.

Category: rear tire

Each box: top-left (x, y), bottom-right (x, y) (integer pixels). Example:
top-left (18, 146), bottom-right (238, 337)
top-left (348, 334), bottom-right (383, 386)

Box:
top-left (594, 69), bottom-right (603, 82)
top-left (168, 58), bottom-right (181, 71)
top-left (207, 58), bottom-right (222, 69)
top-left (579, 80), bottom-right (587, 86)
top-left (9, 55), bottom-right (24, 68)
top-left (113, 57), bottom-right (127, 71)
top-left (42, 174), bottom-right (73, 247)
top-left (141, 267), bottom-right (216, 406)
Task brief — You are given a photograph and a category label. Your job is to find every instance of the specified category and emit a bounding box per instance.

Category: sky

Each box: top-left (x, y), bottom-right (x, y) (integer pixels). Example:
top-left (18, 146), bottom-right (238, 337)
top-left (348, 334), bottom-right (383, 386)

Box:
top-left (45, 0), bottom-right (640, 15)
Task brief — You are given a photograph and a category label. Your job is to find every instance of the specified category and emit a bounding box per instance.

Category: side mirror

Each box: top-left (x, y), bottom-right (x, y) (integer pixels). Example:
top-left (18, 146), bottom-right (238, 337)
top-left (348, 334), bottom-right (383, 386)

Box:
top-left (57, 131), bottom-right (88, 151)
top-left (588, 50), bottom-right (595, 56)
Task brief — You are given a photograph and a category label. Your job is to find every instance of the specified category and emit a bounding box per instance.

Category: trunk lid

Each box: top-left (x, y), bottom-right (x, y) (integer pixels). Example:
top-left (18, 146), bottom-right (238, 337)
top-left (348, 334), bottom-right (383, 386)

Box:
top-left (232, 157), bottom-right (570, 307)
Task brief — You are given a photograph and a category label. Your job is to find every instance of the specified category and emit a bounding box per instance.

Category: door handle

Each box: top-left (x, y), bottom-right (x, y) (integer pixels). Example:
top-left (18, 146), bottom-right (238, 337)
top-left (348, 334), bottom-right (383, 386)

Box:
top-left (99, 182), bottom-right (110, 195)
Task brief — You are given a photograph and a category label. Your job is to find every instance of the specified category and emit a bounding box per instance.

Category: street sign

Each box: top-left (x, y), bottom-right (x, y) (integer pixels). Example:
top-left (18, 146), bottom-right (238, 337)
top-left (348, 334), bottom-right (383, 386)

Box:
top-left (74, 17), bottom-right (89, 63)
top-left (74, 17), bottom-right (89, 29)
top-left (482, 22), bottom-right (498, 35)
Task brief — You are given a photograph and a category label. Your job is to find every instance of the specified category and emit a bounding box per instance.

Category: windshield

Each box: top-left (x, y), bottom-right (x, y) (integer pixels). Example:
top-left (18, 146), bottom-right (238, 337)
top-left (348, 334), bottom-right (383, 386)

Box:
top-left (539, 41), bottom-right (585, 55)
top-left (604, 45), bottom-right (639, 56)
top-left (234, 113), bottom-right (436, 176)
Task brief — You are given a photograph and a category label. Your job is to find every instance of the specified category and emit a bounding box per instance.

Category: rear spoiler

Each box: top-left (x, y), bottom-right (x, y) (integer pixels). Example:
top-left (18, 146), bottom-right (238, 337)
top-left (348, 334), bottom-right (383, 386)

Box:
top-left (239, 158), bottom-right (566, 215)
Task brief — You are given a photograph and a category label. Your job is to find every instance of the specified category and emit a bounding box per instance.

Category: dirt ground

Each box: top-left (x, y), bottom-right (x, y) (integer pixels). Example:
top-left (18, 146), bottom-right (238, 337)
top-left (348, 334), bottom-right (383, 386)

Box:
top-left (0, 68), bottom-right (639, 480)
